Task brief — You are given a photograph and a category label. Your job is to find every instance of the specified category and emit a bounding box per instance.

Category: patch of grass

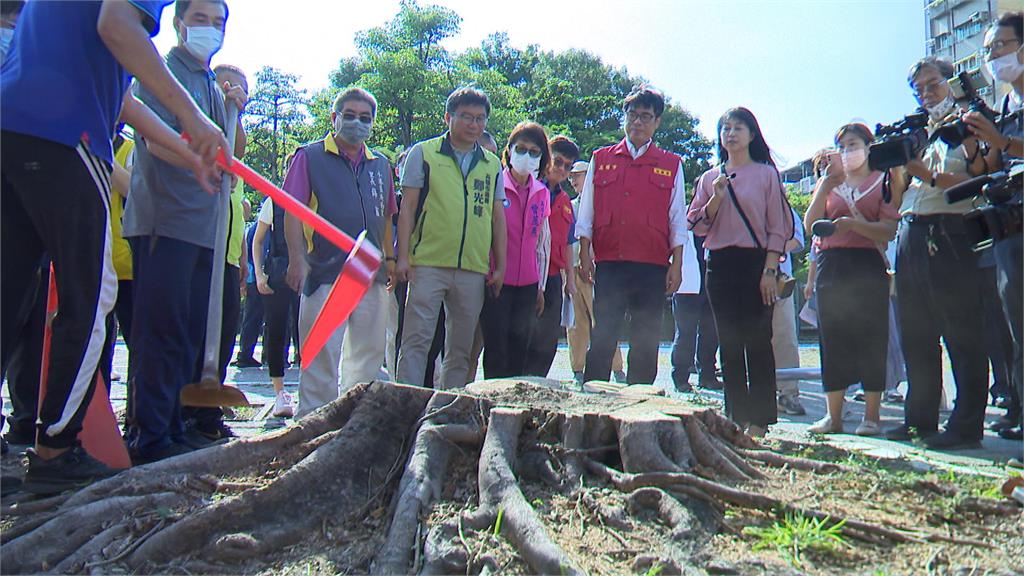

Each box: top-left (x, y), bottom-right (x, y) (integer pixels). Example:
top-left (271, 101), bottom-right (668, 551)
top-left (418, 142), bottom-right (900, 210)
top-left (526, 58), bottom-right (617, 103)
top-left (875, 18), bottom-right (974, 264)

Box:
top-left (743, 512), bottom-right (849, 568)
top-left (641, 564), bottom-right (664, 576)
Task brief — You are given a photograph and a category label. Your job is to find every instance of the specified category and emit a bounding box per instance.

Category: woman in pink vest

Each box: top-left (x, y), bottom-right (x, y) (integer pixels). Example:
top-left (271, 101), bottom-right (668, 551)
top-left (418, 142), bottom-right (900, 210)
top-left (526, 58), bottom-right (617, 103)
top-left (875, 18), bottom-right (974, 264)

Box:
top-left (687, 107), bottom-right (794, 438)
top-left (803, 124), bottom-right (899, 436)
top-left (481, 122), bottom-right (552, 378)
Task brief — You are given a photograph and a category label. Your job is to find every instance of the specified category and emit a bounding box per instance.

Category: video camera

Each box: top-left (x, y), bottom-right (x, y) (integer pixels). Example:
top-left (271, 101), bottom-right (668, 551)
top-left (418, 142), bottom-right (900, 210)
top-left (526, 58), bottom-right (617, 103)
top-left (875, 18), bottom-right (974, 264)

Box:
top-left (932, 69), bottom-right (997, 148)
top-left (945, 162), bottom-right (1023, 251)
top-left (867, 110), bottom-right (930, 172)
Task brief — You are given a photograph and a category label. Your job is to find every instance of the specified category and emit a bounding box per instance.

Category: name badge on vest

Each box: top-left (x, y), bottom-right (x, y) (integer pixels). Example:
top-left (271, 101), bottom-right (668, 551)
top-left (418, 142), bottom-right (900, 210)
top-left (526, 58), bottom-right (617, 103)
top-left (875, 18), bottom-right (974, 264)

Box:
top-left (653, 167), bottom-right (672, 177)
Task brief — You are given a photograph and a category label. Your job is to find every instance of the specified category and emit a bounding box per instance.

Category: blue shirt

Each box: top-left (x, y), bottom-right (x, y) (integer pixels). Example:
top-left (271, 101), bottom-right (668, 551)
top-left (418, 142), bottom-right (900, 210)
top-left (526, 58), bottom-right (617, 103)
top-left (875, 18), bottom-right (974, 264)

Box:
top-left (1, 0), bottom-right (168, 165)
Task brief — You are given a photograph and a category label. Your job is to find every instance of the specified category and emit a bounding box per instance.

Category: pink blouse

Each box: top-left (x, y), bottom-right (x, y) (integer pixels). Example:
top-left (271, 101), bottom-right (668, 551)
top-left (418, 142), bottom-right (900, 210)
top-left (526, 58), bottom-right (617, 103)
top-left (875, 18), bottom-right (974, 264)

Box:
top-left (817, 172), bottom-right (900, 251)
top-left (687, 162), bottom-right (791, 253)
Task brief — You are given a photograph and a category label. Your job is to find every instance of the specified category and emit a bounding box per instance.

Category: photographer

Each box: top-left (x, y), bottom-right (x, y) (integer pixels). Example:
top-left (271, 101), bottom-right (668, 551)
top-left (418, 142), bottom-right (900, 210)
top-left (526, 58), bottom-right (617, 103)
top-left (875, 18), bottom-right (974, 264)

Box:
top-left (886, 57), bottom-right (990, 449)
top-left (962, 11), bottom-right (1023, 440)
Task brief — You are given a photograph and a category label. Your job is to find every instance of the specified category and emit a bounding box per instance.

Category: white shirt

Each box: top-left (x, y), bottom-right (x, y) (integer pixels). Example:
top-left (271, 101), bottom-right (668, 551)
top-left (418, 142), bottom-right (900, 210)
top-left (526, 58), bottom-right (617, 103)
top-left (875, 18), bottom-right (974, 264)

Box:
top-left (574, 139), bottom-right (691, 253)
top-left (258, 198), bottom-right (274, 227)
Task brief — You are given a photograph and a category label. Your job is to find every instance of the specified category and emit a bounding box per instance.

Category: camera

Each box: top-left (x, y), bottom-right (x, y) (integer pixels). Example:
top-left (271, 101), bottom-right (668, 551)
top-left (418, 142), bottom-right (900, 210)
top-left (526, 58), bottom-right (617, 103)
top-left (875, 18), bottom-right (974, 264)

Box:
top-left (932, 69), bottom-right (997, 149)
top-left (945, 162), bottom-right (1023, 251)
top-left (868, 110), bottom-right (930, 171)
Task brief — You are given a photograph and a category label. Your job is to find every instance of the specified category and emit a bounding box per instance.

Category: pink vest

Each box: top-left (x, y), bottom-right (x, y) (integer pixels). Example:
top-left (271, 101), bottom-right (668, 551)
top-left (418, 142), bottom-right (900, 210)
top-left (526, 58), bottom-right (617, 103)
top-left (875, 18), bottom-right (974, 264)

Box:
top-left (592, 140), bottom-right (679, 266)
top-left (501, 169), bottom-right (550, 286)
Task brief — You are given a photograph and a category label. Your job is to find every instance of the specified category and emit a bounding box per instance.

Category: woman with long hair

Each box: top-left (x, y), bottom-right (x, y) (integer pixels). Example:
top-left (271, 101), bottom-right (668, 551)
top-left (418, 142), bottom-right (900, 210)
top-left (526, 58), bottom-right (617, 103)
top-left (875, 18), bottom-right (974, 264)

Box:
top-left (804, 123), bottom-right (899, 435)
top-left (687, 107), bottom-right (794, 437)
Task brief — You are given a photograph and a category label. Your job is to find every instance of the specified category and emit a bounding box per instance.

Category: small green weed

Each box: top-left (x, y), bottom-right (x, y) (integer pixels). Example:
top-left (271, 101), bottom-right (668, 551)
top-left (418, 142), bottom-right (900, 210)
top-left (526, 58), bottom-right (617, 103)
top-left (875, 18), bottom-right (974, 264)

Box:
top-left (743, 512), bottom-right (849, 568)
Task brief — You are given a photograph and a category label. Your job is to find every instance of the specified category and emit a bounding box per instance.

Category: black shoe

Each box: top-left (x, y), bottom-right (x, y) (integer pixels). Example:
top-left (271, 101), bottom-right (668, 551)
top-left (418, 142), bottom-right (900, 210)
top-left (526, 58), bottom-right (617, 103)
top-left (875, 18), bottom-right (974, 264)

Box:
top-left (998, 426), bottom-right (1023, 441)
top-left (923, 429), bottom-right (982, 450)
top-left (884, 424), bottom-right (937, 441)
top-left (990, 415), bottom-right (1022, 433)
top-left (674, 381), bottom-right (694, 393)
top-left (232, 356), bottom-right (262, 368)
top-left (177, 430), bottom-right (230, 450)
top-left (130, 442), bottom-right (194, 466)
top-left (195, 422), bottom-right (237, 442)
top-left (22, 445), bottom-right (118, 495)
top-left (698, 376), bottom-right (723, 391)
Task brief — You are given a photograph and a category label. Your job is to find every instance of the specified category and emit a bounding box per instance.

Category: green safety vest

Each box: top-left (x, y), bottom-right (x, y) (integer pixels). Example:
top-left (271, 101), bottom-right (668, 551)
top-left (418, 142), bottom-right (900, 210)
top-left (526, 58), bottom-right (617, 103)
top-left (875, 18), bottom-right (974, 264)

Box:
top-left (411, 135), bottom-right (500, 275)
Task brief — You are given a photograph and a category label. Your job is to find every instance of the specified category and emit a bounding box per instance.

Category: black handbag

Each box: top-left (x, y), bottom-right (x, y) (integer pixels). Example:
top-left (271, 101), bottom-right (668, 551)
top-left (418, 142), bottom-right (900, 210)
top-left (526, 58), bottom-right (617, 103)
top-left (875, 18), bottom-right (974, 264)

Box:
top-left (721, 165), bottom-right (797, 299)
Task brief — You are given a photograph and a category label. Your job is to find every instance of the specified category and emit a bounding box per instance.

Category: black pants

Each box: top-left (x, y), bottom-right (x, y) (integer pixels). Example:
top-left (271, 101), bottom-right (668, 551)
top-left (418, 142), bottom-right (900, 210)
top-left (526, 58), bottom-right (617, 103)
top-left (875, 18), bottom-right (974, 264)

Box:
top-left (706, 248), bottom-right (777, 427)
top-left (896, 216), bottom-right (988, 439)
top-left (816, 249), bottom-right (889, 393)
top-left (183, 264), bottom-right (241, 431)
top-left (100, 279), bottom-right (134, 388)
top-left (671, 292), bottom-right (718, 387)
top-left (482, 283), bottom-right (538, 378)
top-left (237, 282), bottom-right (264, 362)
top-left (262, 283), bottom-right (297, 378)
top-left (2, 260), bottom-right (49, 440)
top-left (994, 234), bottom-right (1023, 417)
top-left (524, 274), bottom-right (563, 377)
top-left (981, 266), bottom-right (1015, 406)
top-left (585, 262), bottom-right (666, 384)
top-left (126, 236), bottom-right (212, 455)
top-left (2, 132), bottom-right (117, 449)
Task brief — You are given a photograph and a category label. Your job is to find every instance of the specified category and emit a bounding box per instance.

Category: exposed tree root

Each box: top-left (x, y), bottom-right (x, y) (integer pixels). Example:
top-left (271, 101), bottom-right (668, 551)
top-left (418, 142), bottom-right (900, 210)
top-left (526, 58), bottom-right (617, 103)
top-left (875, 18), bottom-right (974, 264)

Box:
top-left (735, 447), bottom-right (853, 474)
top-left (628, 487), bottom-right (702, 541)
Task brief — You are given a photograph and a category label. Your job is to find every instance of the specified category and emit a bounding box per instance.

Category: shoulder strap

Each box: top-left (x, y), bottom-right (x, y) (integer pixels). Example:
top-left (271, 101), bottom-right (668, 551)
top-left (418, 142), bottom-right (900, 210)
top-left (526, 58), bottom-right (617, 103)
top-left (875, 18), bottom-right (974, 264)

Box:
top-left (722, 164), bottom-right (763, 250)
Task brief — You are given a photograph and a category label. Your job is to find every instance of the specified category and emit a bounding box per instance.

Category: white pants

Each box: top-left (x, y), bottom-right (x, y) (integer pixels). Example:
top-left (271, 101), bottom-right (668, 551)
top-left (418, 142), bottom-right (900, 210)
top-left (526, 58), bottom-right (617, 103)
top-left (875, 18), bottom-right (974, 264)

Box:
top-left (772, 293), bottom-right (801, 398)
top-left (296, 282), bottom-right (388, 418)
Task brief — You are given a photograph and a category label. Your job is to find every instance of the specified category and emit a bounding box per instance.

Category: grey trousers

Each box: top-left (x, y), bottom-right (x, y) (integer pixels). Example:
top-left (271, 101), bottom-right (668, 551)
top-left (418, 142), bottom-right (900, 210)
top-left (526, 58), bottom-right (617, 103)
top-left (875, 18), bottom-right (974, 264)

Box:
top-left (772, 293), bottom-right (801, 398)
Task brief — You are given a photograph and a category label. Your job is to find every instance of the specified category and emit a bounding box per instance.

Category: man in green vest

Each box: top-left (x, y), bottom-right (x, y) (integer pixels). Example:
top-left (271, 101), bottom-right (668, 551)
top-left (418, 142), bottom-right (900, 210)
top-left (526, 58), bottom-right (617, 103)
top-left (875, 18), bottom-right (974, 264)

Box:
top-left (395, 87), bottom-right (507, 389)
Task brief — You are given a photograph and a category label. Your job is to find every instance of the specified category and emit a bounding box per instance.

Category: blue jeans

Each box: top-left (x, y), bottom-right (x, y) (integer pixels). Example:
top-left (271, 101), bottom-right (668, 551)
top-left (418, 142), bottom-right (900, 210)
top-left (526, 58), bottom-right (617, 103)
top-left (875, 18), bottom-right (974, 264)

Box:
top-left (671, 292), bottom-right (718, 388)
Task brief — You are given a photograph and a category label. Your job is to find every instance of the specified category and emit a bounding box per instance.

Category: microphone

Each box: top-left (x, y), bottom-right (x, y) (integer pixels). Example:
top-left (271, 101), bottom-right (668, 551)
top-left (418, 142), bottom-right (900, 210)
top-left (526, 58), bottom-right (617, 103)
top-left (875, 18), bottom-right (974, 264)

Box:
top-left (945, 172), bottom-right (1001, 204)
top-left (811, 220), bottom-right (836, 237)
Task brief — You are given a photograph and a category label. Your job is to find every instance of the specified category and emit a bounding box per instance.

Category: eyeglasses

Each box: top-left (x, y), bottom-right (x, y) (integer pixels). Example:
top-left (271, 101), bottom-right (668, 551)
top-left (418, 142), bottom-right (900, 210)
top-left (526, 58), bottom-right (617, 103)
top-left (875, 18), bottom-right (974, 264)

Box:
top-left (626, 111), bottom-right (657, 125)
top-left (456, 113), bottom-right (488, 126)
top-left (982, 38), bottom-right (1022, 58)
top-left (514, 144), bottom-right (542, 158)
top-left (552, 157), bottom-right (573, 170)
top-left (341, 112), bottom-right (374, 124)
top-left (912, 78), bottom-right (946, 100)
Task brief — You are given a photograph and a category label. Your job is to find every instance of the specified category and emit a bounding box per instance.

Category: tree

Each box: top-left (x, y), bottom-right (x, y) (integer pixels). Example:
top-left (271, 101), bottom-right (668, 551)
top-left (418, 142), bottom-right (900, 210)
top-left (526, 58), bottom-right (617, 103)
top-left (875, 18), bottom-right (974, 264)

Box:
top-left (244, 66), bottom-right (308, 184)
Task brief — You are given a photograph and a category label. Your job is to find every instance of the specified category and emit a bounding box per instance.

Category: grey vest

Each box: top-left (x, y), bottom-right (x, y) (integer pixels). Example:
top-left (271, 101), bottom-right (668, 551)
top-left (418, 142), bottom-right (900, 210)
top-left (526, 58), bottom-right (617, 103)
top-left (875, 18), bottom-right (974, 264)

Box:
top-left (302, 138), bottom-right (392, 295)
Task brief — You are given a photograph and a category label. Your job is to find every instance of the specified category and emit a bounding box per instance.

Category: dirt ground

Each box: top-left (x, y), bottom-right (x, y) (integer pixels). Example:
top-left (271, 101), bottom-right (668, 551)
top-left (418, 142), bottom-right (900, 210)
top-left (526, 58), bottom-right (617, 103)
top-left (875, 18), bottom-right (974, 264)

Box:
top-left (2, 380), bottom-right (1021, 576)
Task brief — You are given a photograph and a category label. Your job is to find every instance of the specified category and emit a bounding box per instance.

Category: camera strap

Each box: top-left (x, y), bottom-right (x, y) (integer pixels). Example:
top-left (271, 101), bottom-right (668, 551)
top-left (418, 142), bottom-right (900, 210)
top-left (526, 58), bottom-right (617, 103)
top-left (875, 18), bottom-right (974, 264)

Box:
top-left (721, 164), bottom-right (763, 251)
top-left (835, 177), bottom-right (891, 269)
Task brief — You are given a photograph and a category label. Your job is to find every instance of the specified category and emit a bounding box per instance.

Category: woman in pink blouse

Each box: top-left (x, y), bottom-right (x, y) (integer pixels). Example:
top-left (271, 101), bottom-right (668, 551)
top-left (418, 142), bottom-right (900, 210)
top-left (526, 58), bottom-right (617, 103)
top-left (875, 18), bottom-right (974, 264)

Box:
top-left (803, 123), bottom-right (899, 436)
top-left (687, 107), bottom-right (794, 437)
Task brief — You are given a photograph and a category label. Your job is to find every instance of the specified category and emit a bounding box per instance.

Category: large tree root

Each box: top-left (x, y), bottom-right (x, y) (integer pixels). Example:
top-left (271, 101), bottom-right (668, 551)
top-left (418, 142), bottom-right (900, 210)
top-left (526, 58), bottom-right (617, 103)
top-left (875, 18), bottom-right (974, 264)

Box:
top-left (1, 379), bottom-right (1009, 574)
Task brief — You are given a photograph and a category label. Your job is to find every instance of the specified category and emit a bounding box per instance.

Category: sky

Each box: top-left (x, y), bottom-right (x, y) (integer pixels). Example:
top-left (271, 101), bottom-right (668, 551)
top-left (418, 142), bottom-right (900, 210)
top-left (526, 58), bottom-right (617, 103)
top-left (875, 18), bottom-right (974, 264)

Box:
top-left (153, 0), bottom-right (928, 168)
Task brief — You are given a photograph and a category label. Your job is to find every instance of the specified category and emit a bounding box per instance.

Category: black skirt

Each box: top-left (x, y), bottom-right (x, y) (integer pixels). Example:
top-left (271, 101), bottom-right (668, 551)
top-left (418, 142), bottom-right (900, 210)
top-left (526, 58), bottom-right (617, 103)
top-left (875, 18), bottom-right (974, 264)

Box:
top-left (815, 248), bottom-right (889, 393)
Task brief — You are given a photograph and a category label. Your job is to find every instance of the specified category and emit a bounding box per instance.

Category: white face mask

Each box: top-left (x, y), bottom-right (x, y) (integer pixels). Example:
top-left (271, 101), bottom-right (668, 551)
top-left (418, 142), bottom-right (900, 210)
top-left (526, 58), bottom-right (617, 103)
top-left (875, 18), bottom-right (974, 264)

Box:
top-left (926, 92), bottom-right (955, 121)
top-left (182, 26), bottom-right (224, 62)
top-left (987, 50), bottom-right (1024, 83)
top-left (0, 27), bottom-right (13, 63)
top-left (510, 150), bottom-right (541, 177)
top-left (841, 148), bottom-right (867, 172)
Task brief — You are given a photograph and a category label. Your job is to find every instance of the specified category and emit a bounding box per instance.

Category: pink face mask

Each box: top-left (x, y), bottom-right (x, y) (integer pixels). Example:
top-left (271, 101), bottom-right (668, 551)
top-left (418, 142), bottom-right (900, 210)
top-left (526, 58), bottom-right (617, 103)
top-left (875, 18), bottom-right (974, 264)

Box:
top-left (841, 148), bottom-right (867, 172)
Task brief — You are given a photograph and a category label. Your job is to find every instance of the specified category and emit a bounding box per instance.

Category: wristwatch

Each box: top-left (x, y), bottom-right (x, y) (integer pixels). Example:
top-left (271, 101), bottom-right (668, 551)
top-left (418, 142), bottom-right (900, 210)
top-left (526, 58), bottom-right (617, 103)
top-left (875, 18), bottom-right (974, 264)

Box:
top-left (763, 267), bottom-right (778, 277)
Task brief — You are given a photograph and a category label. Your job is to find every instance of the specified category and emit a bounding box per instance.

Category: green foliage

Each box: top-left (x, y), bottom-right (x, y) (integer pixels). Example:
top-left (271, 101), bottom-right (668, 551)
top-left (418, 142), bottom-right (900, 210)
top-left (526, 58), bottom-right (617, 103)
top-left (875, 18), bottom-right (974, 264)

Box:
top-left (243, 66), bottom-right (308, 186)
top-left (743, 512), bottom-right (849, 568)
top-left (642, 564), bottom-right (664, 576)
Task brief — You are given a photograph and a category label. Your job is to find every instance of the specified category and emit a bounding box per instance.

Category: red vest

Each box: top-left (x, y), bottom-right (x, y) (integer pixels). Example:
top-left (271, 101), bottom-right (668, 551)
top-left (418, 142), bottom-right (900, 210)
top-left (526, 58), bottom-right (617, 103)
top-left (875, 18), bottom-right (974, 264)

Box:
top-left (592, 139), bottom-right (679, 266)
top-left (547, 187), bottom-right (574, 276)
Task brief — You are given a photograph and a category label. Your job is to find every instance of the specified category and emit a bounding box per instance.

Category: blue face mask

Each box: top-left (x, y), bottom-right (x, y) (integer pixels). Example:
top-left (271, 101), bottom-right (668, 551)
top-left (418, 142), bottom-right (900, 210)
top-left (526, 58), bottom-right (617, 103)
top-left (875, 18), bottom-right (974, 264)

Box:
top-left (335, 116), bottom-right (372, 145)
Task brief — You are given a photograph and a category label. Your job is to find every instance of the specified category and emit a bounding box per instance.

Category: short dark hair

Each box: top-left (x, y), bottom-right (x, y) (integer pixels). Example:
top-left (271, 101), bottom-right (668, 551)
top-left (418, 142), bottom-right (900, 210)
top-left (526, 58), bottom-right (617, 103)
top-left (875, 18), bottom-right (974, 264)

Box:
top-left (834, 123), bottom-right (875, 146)
top-left (334, 87), bottom-right (378, 117)
top-left (175, 0), bottom-right (229, 24)
top-left (213, 64), bottom-right (248, 92)
top-left (623, 85), bottom-right (665, 118)
top-left (503, 121), bottom-right (551, 179)
top-left (1, 0), bottom-right (25, 18)
top-left (549, 135), bottom-right (580, 162)
top-left (994, 11), bottom-right (1023, 41)
top-left (907, 56), bottom-right (954, 86)
top-left (446, 86), bottom-right (491, 116)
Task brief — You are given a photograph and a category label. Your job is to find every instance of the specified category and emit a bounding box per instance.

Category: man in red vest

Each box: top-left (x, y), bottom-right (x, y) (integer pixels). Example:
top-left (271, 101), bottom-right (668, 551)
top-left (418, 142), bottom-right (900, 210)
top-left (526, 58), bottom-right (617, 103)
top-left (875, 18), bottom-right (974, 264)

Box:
top-left (576, 85), bottom-right (690, 384)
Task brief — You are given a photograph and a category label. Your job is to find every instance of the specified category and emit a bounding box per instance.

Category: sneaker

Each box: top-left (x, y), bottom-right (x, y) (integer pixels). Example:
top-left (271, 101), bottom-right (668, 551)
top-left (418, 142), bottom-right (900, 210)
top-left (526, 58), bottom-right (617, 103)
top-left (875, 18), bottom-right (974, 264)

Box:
top-left (272, 390), bottom-right (295, 418)
top-left (195, 422), bottom-right (237, 442)
top-left (990, 415), bottom-right (1021, 433)
top-left (232, 356), bottom-right (262, 368)
top-left (1008, 457), bottom-right (1023, 469)
top-left (698, 375), bottom-right (724, 390)
top-left (673, 381), bottom-right (694, 394)
top-left (923, 429), bottom-right (982, 450)
top-left (884, 390), bottom-right (904, 404)
top-left (613, 370), bottom-right (627, 383)
top-left (777, 394), bottom-right (806, 416)
top-left (852, 390), bottom-right (866, 402)
top-left (22, 445), bottom-right (119, 494)
top-left (855, 420), bottom-right (881, 436)
top-left (998, 426), bottom-right (1023, 441)
top-left (110, 370), bottom-right (122, 382)
top-left (130, 442), bottom-right (194, 466)
top-left (808, 416), bottom-right (841, 434)
top-left (884, 424), bottom-right (937, 441)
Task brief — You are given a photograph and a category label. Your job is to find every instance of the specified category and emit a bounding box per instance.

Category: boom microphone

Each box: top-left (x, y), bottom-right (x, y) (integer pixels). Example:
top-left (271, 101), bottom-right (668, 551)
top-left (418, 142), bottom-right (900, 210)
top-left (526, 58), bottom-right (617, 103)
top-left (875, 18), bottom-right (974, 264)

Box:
top-left (945, 173), bottom-right (1000, 204)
